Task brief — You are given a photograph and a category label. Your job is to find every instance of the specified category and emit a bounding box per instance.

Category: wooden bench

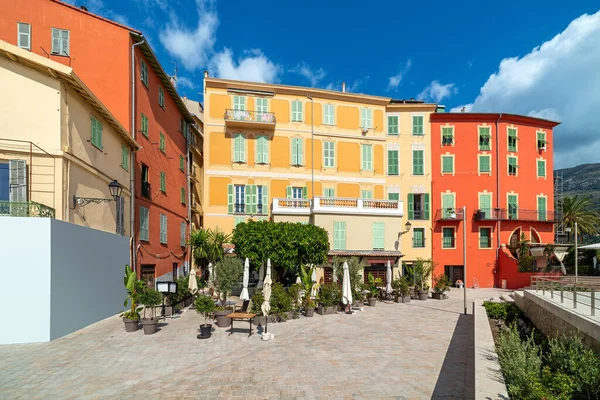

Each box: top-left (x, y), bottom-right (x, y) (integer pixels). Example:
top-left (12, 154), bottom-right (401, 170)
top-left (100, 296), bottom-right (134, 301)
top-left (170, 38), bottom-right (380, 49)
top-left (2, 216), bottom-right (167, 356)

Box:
top-left (226, 312), bottom-right (256, 337)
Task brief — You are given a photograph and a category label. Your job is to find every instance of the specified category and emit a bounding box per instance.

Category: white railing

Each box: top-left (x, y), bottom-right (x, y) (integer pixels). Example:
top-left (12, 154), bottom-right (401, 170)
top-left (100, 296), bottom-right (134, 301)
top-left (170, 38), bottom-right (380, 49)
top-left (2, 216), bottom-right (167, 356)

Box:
top-left (272, 197), bottom-right (404, 216)
top-left (272, 198), bottom-right (311, 214)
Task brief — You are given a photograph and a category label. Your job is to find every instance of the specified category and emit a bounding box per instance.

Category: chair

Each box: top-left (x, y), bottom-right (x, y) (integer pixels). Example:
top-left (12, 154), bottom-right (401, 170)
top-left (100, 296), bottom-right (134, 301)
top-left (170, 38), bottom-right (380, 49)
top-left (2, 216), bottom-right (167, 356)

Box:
top-left (236, 300), bottom-right (250, 313)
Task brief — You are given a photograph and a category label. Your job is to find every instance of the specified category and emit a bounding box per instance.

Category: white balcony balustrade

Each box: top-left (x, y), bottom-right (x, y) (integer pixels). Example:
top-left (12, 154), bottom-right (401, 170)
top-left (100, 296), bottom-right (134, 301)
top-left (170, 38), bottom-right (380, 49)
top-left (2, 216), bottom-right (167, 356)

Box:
top-left (272, 197), bottom-right (404, 216)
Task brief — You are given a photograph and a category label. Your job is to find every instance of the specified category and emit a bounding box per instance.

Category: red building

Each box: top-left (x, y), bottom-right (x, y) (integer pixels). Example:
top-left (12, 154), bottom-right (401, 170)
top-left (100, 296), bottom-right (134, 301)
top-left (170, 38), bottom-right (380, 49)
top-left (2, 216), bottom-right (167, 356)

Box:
top-left (0, 0), bottom-right (195, 285)
top-left (431, 113), bottom-right (560, 288)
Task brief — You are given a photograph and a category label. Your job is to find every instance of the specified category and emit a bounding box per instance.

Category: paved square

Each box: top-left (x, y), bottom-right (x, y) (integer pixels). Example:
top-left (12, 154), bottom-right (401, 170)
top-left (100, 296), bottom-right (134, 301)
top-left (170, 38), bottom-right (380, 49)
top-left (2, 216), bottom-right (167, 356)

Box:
top-left (0, 289), bottom-right (505, 399)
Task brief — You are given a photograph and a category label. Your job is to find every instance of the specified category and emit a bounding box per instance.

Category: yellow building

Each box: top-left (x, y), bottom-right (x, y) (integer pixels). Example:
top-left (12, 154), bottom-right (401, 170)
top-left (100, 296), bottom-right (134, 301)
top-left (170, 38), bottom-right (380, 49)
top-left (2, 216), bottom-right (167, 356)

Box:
top-left (0, 40), bottom-right (139, 235)
top-left (203, 75), bottom-right (436, 282)
top-left (182, 97), bottom-right (204, 231)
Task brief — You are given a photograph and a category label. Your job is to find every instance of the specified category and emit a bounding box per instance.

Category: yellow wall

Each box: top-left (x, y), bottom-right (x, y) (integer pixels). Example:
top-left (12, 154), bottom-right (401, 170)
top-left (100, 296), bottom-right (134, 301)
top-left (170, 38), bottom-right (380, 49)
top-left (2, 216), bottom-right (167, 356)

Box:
top-left (209, 94), bottom-right (230, 119)
top-left (209, 177), bottom-right (230, 206)
top-left (337, 142), bottom-right (360, 173)
top-left (210, 131), bottom-right (230, 165)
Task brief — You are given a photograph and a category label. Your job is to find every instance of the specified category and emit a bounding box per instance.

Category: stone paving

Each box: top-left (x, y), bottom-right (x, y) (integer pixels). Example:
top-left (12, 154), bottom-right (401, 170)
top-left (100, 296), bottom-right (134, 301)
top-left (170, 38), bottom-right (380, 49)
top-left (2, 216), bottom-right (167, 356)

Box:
top-left (0, 288), bottom-right (507, 399)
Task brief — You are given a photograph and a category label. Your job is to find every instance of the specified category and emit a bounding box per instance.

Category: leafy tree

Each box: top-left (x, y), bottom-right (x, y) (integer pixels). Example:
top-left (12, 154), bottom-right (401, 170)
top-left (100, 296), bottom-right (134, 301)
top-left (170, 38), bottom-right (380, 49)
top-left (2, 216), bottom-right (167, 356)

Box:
top-left (412, 258), bottom-right (434, 291)
top-left (560, 195), bottom-right (600, 241)
top-left (189, 227), bottom-right (231, 272)
top-left (333, 256), bottom-right (365, 300)
top-left (214, 257), bottom-right (243, 305)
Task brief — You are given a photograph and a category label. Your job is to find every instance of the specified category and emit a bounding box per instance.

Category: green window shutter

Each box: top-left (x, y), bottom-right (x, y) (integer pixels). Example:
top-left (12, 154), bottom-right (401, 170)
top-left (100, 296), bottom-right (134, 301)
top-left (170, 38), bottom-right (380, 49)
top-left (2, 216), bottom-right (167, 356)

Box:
top-left (388, 150), bottom-right (398, 175)
top-left (251, 185), bottom-right (257, 214)
top-left (121, 145), bottom-right (129, 171)
top-left (479, 156), bottom-right (491, 173)
top-left (179, 155), bottom-right (184, 171)
top-left (240, 135), bottom-right (246, 162)
top-left (302, 186), bottom-right (308, 199)
top-left (340, 222), bottom-right (346, 250)
top-left (413, 150), bottom-right (424, 175)
top-left (413, 116), bottom-right (424, 135)
top-left (362, 145), bottom-right (372, 170)
top-left (160, 172), bottom-right (166, 192)
top-left (538, 197), bottom-right (547, 221)
top-left (424, 193), bottom-right (430, 220)
top-left (508, 157), bottom-right (517, 175)
top-left (388, 193), bottom-right (399, 201)
top-left (291, 138), bottom-right (298, 165)
top-left (159, 133), bottom-right (165, 152)
top-left (324, 188), bottom-right (335, 197)
top-left (480, 194), bottom-right (491, 218)
top-left (407, 193), bottom-right (414, 220)
top-left (286, 186), bottom-right (292, 198)
top-left (256, 136), bottom-right (268, 164)
top-left (227, 184), bottom-right (233, 213)
top-left (442, 194), bottom-right (455, 217)
top-left (298, 138), bottom-right (304, 165)
top-left (139, 206), bottom-right (149, 241)
top-left (361, 190), bottom-right (372, 199)
top-left (442, 156), bottom-right (453, 173)
top-left (508, 128), bottom-right (517, 152)
top-left (233, 96), bottom-right (246, 111)
top-left (245, 184), bottom-right (251, 214)
top-left (388, 116), bottom-right (398, 135)
top-left (234, 135), bottom-right (240, 162)
top-left (333, 222), bottom-right (340, 250)
top-left (262, 185), bottom-right (268, 213)
top-left (181, 187), bottom-right (186, 204)
top-left (508, 195), bottom-right (518, 219)
top-left (537, 160), bottom-right (545, 177)
top-left (479, 127), bottom-right (491, 150)
top-left (372, 222), bottom-right (384, 250)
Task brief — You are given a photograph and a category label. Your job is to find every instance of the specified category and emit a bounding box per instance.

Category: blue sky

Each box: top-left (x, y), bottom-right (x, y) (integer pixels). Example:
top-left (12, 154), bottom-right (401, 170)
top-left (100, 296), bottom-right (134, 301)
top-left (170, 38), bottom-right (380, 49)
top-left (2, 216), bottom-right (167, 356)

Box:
top-left (69, 0), bottom-right (600, 169)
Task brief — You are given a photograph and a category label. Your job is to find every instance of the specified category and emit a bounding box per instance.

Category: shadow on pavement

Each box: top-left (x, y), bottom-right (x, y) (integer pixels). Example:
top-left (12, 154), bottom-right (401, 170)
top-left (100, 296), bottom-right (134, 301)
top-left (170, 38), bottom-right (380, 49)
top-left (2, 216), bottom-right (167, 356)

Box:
top-left (431, 313), bottom-right (475, 399)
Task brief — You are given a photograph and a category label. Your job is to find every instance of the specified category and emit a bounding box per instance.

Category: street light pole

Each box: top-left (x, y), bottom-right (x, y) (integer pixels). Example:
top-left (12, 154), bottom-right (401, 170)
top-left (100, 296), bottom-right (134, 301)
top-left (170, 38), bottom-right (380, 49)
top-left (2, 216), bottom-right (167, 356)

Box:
top-left (306, 96), bottom-right (314, 202)
top-left (575, 221), bottom-right (578, 284)
top-left (463, 205), bottom-right (467, 315)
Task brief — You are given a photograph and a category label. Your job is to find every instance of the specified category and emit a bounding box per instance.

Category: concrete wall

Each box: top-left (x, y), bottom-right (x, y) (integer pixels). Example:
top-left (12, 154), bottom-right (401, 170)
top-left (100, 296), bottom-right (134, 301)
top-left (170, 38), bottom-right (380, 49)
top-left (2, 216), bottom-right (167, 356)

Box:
top-left (0, 217), bottom-right (128, 344)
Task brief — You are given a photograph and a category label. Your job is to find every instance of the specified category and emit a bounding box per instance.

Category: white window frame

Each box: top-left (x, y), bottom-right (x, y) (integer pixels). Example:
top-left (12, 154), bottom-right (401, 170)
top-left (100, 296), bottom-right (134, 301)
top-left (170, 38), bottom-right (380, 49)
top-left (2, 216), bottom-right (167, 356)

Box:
top-left (17, 22), bottom-right (31, 51)
top-left (291, 100), bottom-right (303, 122)
top-left (235, 185), bottom-right (245, 214)
top-left (51, 27), bottom-right (69, 56)
top-left (323, 141), bottom-right (335, 168)
top-left (361, 107), bottom-right (373, 129)
top-left (361, 144), bottom-right (373, 171)
top-left (323, 104), bottom-right (335, 125)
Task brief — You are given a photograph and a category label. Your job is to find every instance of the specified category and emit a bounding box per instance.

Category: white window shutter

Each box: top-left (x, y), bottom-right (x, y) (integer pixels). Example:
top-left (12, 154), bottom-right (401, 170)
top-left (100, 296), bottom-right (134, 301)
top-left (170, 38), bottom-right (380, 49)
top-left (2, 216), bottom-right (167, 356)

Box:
top-left (51, 28), bottom-right (60, 54)
top-left (9, 160), bottom-right (27, 203)
top-left (61, 30), bottom-right (70, 56)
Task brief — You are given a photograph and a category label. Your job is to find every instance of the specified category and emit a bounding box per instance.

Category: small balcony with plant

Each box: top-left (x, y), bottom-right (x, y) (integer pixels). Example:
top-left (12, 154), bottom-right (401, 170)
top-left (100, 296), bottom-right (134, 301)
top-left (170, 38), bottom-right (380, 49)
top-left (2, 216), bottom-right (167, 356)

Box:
top-left (0, 201), bottom-right (55, 218)
top-left (435, 207), bottom-right (465, 221)
top-left (224, 109), bottom-right (276, 129)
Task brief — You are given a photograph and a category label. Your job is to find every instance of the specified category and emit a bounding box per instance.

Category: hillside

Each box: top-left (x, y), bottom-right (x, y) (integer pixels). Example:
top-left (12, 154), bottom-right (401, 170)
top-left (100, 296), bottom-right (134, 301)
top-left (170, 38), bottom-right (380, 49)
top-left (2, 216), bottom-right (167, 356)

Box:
top-left (555, 163), bottom-right (600, 207)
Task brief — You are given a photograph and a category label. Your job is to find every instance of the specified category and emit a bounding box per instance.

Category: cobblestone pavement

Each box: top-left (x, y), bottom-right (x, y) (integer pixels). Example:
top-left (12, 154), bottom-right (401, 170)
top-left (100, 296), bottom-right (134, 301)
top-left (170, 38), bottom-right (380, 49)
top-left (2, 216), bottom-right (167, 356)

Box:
top-left (0, 288), bottom-right (508, 399)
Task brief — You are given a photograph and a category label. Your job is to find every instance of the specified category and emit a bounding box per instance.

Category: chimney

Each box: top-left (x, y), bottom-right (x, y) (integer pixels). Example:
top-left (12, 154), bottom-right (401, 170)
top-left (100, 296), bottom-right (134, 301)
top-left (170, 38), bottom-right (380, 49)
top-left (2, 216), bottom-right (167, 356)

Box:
top-left (204, 70), bottom-right (209, 78)
top-left (342, 82), bottom-right (346, 92)
top-left (80, 5), bottom-right (88, 11)
top-left (436, 105), bottom-right (446, 113)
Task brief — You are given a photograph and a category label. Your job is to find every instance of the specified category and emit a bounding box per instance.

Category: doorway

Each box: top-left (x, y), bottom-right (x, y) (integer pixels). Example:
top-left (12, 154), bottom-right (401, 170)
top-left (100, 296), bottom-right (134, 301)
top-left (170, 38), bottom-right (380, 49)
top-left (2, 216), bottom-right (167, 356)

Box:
top-left (444, 265), bottom-right (464, 285)
top-left (141, 265), bottom-right (156, 289)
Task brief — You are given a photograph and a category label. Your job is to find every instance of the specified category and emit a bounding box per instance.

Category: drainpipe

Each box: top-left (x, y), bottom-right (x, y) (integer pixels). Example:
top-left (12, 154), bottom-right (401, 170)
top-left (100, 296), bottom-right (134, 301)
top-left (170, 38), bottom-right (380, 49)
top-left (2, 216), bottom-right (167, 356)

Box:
top-left (495, 113), bottom-right (502, 287)
top-left (186, 125), bottom-right (192, 273)
top-left (131, 39), bottom-right (145, 274)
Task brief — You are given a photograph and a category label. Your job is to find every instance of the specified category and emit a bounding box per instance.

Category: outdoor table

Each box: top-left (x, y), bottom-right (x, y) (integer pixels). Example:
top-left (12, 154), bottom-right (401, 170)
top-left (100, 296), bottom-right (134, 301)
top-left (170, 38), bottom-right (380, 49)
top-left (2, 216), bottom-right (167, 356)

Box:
top-left (226, 312), bottom-right (256, 337)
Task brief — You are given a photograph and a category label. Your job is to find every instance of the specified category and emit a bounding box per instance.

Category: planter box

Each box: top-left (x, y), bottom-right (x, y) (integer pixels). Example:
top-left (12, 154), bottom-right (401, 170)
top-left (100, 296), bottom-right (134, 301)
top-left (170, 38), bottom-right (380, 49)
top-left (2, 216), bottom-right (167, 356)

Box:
top-left (267, 315), bottom-right (277, 324)
top-left (432, 293), bottom-right (447, 300)
top-left (317, 306), bottom-right (337, 315)
top-left (352, 300), bottom-right (364, 307)
top-left (402, 296), bottom-right (411, 304)
top-left (394, 296), bottom-right (400, 303)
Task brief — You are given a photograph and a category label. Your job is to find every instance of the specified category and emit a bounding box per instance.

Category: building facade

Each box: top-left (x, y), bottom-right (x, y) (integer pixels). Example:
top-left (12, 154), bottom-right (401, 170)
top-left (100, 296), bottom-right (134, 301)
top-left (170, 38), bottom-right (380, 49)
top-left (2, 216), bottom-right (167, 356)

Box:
top-left (183, 97), bottom-right (205, 232)
top-left (430, 113), bottom-right (559, 288)
top-left (0, 0), bottom-right (195, 285)
top-left (203, 77), bottom-right (437, 282)
top-left (0, 41), bottom-right (139, 234)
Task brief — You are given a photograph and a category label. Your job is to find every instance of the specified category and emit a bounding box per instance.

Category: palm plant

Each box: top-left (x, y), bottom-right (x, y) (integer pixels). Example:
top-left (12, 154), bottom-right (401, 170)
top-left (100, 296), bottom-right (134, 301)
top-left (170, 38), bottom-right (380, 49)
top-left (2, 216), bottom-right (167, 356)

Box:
top-left (189, 227), bottom-right (232, 272)
top-left (299, 264), bottom-right (316, 308)
top-left (560, 195), bottom-right (600, 241)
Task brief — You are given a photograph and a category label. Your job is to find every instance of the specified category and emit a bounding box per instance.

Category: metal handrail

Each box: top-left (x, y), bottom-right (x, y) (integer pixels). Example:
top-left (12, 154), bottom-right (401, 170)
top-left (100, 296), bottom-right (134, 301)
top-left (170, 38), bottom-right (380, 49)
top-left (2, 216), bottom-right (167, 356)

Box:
top-left (531, 276), bottom-right (599, 316)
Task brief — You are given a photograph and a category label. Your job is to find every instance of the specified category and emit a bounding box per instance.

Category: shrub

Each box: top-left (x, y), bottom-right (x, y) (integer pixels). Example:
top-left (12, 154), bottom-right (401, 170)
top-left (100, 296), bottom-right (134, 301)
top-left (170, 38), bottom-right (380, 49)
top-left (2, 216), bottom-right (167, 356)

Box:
top-left (194, 295), bottom-right (215, 323)
top-left (287, 283), bottom-right (302, 309)
top-left (270, 282), bottom-right (292, 314)
top-left (250, 289), bottom-right (264, 316)
top-left (318, 283), bottom-right (341, 307)
top-left (483, 301), bottom-right (522, 325)
top-left (433, 274), bottom-right (451, 294)
top-left (333, 257), bottom-right (365, 300)
top-left (215, 257), bottom-right (244, 304)
top-left (138, 288), bottom-right (162, 319)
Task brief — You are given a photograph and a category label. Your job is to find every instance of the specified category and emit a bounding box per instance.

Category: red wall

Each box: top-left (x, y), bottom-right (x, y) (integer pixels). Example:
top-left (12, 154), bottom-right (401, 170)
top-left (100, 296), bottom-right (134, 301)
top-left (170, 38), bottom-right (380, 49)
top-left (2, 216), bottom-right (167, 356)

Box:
top-left (431, 113), bottom-right (558, 288)
top-left (498, 247), bottom-right (560, 289)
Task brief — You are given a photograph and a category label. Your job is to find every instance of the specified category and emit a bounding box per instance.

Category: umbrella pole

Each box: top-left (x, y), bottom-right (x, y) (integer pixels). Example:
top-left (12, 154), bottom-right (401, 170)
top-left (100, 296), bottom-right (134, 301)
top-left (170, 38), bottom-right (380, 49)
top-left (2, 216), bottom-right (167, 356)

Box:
top-left (265, 317), bottom-right (268, 334)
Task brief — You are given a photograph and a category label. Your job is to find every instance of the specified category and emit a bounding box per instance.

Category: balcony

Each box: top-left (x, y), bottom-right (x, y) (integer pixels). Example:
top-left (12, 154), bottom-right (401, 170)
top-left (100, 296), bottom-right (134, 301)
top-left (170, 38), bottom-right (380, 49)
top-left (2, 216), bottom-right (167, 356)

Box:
top-left (272, 198), bottom-right (311, 215)
top-left (224, 109), bottom-right (276, 129)
top-left (0, 201), bottom-right (55, 218)
top-left (141, 181), bottom-right (151, 199)
top-left (435, 208), bottom-right (466, 221)
top-left (474, 208), bottom-right (559, 222)
top-left (314, 197), bottom-right (404, 216)
top-left (190, 165), bottom-right (199, 183)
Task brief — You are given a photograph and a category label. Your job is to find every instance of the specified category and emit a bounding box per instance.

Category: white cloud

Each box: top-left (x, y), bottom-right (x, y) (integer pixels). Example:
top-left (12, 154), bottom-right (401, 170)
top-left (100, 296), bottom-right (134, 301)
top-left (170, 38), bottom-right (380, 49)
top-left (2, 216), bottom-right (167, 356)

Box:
top-left (159, 0), bottom-right (218, 71)
top-left (290, 63), bottom-right (327, 87)
top-left (210, 48), bottom-right (281, 83)
top-left (387, 59), bottom-right (412, 91)
top-left (176, 76), bottom-right (197, 90)
top-left (456, 11), bottom-right (600, 168)
top-left (418, 81), bottom-right (457, 103)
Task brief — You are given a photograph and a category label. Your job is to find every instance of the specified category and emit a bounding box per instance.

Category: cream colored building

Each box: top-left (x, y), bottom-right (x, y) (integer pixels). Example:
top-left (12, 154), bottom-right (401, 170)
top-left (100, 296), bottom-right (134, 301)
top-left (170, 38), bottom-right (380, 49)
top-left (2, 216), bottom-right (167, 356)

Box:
top-left (0, 40), bottom-right (139, 235)
top-left (182, 97), bottom-right (204, 231)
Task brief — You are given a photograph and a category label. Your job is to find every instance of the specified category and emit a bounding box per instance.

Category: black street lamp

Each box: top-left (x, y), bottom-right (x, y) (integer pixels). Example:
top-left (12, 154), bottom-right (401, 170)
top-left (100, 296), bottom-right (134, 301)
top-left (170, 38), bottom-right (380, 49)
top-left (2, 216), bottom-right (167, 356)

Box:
top-left (72, 180), bottom-right (123, 208)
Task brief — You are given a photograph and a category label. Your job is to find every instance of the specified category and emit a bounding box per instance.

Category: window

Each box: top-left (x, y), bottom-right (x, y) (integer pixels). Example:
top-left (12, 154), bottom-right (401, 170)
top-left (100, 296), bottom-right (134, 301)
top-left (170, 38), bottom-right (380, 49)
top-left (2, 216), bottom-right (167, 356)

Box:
top-left (442, 227), bottom-right (455, 248)
top-left (140, 113), bottom-right (149, 137)
top-left (442, 127), bottom-right (454, 146)
top-left (121, 144), bottom-right (129, 171)
top-left (51, 28), bottom-right (69, 56)
top-left (479, 228), bottom-right (492, 248)
top-left (291, 137), bottom-right (304, 166)
top-left (91, 116), bottom-right (103, 149)
top-left (387, 116), bottom-right (399, 135)
top-left (180, 222), bottom-right (186, 247)
top-left (442, 193), bottom-right (455, 218)
top-left (361, 144), bottom-right (373, 171)
top-left (479, 193), bottom-right (492, 219)
top-left (387, 150), bottom-right (399, 175)
top-left (158, 87), bottom-right (164, 108)
top-left (537, 159), bottom-right (546, 178)
top-left (538, 197), bottom-right (547, 221)
top-left (323, 104), bottom-right (335, 125)
top-left (479, 155), bottom-right (491, 173)
top-left (256, 97), bottom-right (268, 119)
top-left (478, 127), bottom-right (491, 150)
top-left (324, 188), bottom-right (335, 197)
top-left (408, 193), bottom-right (430, 220)
top-left (442, 155), bottom-right (454, 174)
top-left (256, 135), bottom-right (269, 164)
top-left (179, 155), bottom-right (185, 171)
top-left (228, 184), bottom-right (244, 214)
top-left (140, 206), bottom-right (149, 241)
top-left (141, 164), bottom-right (150, 198)
top-left (160, 172), bottom-right (166, 192)
top-left (256, 185), bottom-right (268, 215)
top-left (160, 214), bottom-right (167, 244)
top-left (372, 222), bottom-right (384, 250)
top-left (234, 216), bottom-right (245, 227)
top-left (333, 221), bottom-right (346, 250)
top-left (233, 134), bottom-right (246, 163)
top-left (508, 156), bottom-right (517, 176)
top-left (508, 127), bottom-right (518, 152)
top-left (412, 150), bottom-right (424, 175)
top-left (537, 131), bottom-right (547, 149)
top-left (292, 100), bottom-right (303, 122)
top-left (180, 187), bottom-right (186, 204)
top-left (412, 115), bottom-right (424, 135)
top-left (158, 132), bottom-right (165, 153)
top-left (116, 197), bottom-right (125, 235)
top-left (233, 96), bottom-right (246, 111)
top-left (413, 228), bottom-right (425, 248)
top-left (324, 141), bottom-right (335, 168)
top-left (17, 23), bottom-right (31, 50)
top-left (291, 187), bottom-right (305, 199)
top-left (361, 190), bottom-right (373, 199)
top-left (508, 194), bottom-right (518, 219)
top-left (361, 108), bottom-right (373, 129)
top-left (388, 192), bottom-right (399, 201)
top-left (140, 60), bottom-right (148, 86)
top-left (179, 118), bottom-right (184, 134)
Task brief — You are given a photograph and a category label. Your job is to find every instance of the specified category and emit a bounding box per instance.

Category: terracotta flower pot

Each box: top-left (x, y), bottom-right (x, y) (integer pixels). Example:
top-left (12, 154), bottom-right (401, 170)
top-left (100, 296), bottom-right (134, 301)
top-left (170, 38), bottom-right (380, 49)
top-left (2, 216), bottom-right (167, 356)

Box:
top-left (123, 317), bottom-right (139, 332)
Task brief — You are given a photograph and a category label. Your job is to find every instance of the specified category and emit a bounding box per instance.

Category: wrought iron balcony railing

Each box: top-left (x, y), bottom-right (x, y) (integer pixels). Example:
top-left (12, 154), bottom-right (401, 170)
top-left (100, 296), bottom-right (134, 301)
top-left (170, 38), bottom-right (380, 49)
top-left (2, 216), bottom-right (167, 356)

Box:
top-left (224, 109), bottom-right (276, 125)
top-left (0, 201), bottom-right (55, 218)
top-left (435, 208), bottom-right (466, 221)
top-left (474, 208), bottom-right (559, 222)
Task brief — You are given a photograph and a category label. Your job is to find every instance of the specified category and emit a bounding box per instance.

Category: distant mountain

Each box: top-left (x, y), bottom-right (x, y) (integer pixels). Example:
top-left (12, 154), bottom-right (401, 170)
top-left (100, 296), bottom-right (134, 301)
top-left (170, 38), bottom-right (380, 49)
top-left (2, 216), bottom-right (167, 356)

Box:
top-left (555, 163), bottom-right (600, 208)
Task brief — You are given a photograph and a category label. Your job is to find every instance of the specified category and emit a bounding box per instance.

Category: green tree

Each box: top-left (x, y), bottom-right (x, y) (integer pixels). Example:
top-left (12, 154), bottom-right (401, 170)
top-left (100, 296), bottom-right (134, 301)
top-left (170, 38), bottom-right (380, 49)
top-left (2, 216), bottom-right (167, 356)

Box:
top-left (333, 256), bottom-right (365, 300)
top-left (560, 195), bottom-right (600, 241)
top-left (214, 257), bottom-right (243, 305)
top-left (189, 227), bottom-right (231, 271)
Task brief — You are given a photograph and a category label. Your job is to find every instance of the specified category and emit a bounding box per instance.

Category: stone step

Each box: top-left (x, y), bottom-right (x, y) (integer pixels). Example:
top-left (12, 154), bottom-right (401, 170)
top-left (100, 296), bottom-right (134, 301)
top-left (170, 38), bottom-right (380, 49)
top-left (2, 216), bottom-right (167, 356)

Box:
top-left (500, 294), bottom-right (515, 303)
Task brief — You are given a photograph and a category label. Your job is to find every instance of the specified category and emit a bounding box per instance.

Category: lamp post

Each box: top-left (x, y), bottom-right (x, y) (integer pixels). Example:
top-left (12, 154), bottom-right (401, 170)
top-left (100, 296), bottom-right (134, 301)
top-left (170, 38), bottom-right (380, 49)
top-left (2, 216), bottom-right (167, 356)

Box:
top-left (463, 205), bottom-right (467, 315)
top-left (72, 180), bottom-right (123, 233)
top-left (575, 222), bottom-right (578, 284)
top-left (306, 95), bottom-right (314, 204)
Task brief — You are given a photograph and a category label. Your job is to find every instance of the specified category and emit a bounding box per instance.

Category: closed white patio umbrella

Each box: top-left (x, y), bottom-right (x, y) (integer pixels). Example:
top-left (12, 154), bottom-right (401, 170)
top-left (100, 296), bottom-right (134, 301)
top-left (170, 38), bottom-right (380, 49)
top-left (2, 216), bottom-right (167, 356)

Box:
top-left (188, 267), bottom-right (198, 295)
top-left (386, 260), bottom-right (393, 295)
top-left (261, 263), bottom-right (272, 336)
top-left (310, 265), bottom-right (318, 298)
top-left (342, 262), bottom-right (352, 312)
top-left (257, 262), bottom-right (265, 289)
top-left (240, 258), bottom-right (250, 301)
top-left (296, 276), bottom-right (301, 284)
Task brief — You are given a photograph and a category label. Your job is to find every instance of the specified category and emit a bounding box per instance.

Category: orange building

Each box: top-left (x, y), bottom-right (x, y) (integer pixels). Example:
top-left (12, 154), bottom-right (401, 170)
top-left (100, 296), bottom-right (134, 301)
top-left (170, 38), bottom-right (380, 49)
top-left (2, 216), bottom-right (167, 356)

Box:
top-left (431, 113), bottom-right (560, 288)
top-left (0, 0), bottom-right (195, 285)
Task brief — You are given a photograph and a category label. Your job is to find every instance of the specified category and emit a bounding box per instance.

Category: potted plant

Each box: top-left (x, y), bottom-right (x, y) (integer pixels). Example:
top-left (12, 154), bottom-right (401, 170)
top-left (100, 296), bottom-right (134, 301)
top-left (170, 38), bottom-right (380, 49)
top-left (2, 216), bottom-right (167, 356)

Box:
top-left (391, 278), bottom-right (402, 303)
top-left (195, 294), bottom-right (216, 338)
top-left (433, 274), bottom-right (451, 300)
top-left (120, 265), bottom-right (144, 332)
top-left (214, 257), bottom-right (243, 327)
top-left (138, 288), bottom-right (162, 335)
top-left (366, 273), bottom-right (381, 307)
top-left (270, 282), bottom-right (293, 322)
top-left (304, 298), bottom-right (316, 317)
top-left (300, 264), bottom-right (316, 317)
top-left (446, 207), bottom-right (456, 219)
top-left (250, 289), bottom-right (266, 326)
top-left (317, 283), bottom-right (340, 314)
top-left (413, 258), bottom-right (433, 301)
top-left (398, 277), bottom-right (411, 303)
